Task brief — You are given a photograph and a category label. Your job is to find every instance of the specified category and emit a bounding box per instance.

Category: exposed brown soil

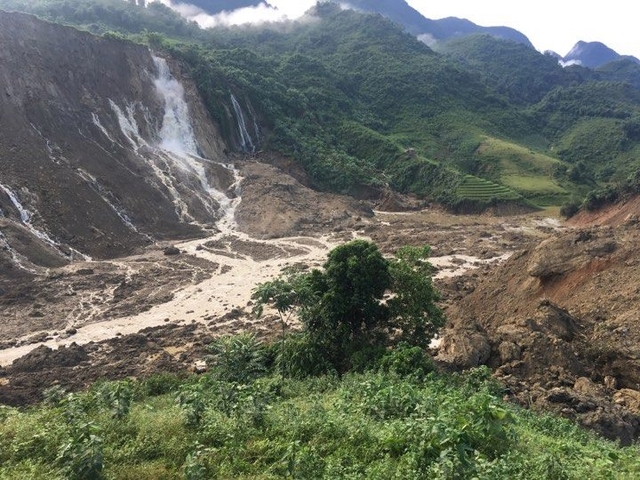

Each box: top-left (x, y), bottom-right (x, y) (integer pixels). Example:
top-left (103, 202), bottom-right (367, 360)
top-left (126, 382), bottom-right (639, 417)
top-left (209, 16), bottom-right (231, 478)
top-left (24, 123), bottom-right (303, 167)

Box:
top-left (4, 156), bottom-right (640, 445)
top-left (0, 156), bottom-right (553, 405)
top-left (442, 212), bottom-right (640, 444)
top-left (568, 195), bottom-right (640, 228)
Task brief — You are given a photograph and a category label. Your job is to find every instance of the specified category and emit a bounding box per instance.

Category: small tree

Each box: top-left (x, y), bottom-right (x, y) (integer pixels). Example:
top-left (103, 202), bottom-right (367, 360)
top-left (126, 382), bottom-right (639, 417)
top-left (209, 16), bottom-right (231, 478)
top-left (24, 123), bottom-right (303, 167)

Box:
top-left (387, 245), bottom-right (445, 347)
top-left (252, 240), bottom-right (444, 374)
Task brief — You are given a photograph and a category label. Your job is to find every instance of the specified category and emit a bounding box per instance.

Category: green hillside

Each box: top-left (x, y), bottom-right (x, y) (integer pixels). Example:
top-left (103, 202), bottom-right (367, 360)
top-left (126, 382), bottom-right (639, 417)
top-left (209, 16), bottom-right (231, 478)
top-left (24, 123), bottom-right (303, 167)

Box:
top-left (2, 0), bottom-right (640, 211)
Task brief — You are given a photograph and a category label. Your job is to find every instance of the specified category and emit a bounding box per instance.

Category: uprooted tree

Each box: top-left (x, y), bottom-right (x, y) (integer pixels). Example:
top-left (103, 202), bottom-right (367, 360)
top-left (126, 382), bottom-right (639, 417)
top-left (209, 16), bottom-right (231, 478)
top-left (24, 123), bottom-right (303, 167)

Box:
top-left (252, 239), bottom-right (445, 374)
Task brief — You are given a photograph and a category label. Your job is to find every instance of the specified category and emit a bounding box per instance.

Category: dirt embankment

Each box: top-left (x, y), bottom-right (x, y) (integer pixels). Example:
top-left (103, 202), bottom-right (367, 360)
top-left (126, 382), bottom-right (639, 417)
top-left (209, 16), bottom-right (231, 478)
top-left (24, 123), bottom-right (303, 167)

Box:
top-left (441, 216), bottom-right (640, 444)
top-left (568, 194), bottom-right (640, 228)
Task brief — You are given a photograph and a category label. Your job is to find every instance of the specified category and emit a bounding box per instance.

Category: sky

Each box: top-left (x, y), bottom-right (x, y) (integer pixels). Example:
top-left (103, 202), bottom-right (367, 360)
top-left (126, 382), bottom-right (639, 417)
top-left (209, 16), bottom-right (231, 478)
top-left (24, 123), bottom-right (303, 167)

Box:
top-left (162, 0), bottom-right (639, 58)
top-left (404, 0), bottom-right (638, 58)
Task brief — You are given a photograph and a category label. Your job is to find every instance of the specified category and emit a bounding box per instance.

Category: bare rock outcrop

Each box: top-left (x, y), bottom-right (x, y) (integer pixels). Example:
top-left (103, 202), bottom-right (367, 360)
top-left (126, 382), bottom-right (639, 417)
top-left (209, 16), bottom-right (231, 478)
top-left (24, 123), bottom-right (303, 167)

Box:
top-left (527, 229), bottom-right (616, 279)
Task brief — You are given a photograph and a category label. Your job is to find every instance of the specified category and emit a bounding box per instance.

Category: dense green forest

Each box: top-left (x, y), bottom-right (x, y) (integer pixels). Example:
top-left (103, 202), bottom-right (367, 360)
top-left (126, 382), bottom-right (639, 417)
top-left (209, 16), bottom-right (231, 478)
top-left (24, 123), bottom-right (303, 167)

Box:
top-left (3, 0), bottom-right (640, 210)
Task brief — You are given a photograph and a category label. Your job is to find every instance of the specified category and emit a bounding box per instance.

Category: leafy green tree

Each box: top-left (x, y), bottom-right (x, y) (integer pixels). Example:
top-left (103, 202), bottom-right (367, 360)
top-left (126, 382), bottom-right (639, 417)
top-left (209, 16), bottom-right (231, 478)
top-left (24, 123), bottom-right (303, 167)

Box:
top-left (252, 240), bottom-right (444, 374)
top-left (206, 333), bottom-right (267, 383)
top-left (388, 245), bottom-right (445, 347)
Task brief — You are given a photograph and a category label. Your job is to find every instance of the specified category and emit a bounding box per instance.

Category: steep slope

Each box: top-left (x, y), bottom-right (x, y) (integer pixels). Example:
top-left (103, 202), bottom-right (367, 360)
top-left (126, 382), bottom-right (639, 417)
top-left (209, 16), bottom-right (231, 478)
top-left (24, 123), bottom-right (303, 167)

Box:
top-left (442, 220), bottom-right (640, 443)
top-left (0, 10), bottom-right (232, 267)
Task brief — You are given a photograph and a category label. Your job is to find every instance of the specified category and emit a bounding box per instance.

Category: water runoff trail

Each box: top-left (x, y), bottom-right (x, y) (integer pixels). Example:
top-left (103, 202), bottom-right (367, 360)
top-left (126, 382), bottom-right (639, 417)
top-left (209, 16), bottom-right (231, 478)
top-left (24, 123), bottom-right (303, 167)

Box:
top-left (0, 56), bottom-right (337, 366)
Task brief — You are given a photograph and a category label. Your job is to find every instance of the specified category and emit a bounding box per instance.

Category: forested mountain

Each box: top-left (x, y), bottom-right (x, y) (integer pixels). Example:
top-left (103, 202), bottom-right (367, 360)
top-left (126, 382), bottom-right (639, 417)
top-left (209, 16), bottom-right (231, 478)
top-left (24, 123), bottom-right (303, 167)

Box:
top-left (1, 0), bottom-right (640, 212)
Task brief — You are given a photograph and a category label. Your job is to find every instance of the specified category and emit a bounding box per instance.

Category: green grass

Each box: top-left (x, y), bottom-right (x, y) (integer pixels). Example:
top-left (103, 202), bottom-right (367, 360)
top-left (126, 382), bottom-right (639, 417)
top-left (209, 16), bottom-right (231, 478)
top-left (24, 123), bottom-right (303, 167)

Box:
top-left (476, 137), bottom-right (569, 195)
top-left (1, 368), bottom-right (639, 479)
top-left (456, 175), bottom-right (522, 201)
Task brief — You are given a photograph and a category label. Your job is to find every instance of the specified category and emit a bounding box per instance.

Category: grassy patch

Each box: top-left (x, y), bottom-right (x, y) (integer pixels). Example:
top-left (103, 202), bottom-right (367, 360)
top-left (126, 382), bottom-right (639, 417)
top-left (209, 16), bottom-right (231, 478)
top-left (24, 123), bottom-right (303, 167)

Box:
top-left (2, 367), bottom-right (639, 479)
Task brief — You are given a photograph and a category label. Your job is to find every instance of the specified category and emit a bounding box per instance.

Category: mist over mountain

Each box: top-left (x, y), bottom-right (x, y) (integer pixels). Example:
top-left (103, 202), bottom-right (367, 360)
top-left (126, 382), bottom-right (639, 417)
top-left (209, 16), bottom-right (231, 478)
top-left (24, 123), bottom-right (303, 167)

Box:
top-left (162, 0), bottom-right (640, 71)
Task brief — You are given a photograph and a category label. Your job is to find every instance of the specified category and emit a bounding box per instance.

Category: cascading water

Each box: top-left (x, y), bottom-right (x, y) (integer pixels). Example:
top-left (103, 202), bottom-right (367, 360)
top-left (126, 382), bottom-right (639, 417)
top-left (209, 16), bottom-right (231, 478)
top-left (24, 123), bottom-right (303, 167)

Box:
top-left (0, 184), bottom-right (31, 223)
top-left (0, 183), bottom-right (88, 260)
top-left (105, 55), bottom-right (242, 232)
top-left (230, 93), bottom-right (256, 153)
top-left (153, 57), bottom-right (199, 156)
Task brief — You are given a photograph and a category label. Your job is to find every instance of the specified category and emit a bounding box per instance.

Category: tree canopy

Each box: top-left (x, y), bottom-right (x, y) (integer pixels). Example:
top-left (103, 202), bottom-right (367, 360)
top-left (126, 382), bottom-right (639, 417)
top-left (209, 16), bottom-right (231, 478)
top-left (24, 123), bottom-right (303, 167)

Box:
top-left (252, 240), bottom-right (444, 374)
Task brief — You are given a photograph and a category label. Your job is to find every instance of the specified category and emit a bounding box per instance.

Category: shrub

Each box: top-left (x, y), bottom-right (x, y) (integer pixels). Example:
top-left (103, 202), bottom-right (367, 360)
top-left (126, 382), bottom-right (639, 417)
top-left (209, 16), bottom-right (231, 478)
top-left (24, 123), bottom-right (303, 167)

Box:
top-left (377, 343), bottom-right (435, 380)
top-left (206, 333), bottom-right (267, 383)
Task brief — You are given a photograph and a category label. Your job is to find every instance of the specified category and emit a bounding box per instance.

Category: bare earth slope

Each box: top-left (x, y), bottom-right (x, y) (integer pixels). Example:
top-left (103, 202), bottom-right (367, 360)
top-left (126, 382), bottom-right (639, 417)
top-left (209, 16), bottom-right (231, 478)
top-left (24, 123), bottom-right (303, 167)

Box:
top-left (0, 154), bottom-right (554, 407)
top-left (443, 214), bottom-right (640, 444)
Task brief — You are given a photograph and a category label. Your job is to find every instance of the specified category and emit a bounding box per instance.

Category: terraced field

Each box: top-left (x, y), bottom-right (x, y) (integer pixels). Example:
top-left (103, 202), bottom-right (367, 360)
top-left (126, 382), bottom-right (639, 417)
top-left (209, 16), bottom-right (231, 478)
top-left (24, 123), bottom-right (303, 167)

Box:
top-left (456, 175), bottom-right (522, 201)
top-left (476, 137), bottom-right (571, 204)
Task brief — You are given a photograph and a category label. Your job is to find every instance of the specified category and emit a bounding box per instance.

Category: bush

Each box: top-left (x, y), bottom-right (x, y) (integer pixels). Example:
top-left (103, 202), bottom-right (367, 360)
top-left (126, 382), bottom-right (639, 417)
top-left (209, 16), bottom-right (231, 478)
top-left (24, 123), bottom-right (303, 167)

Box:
top-left (560, 198), bottom-right (581, 218)
top-left (377, 343), bottom-right (435, 380)
top-left (272, 333), bottom-right (336, 378)
top-left (206, 333), bottom-right (267, 383)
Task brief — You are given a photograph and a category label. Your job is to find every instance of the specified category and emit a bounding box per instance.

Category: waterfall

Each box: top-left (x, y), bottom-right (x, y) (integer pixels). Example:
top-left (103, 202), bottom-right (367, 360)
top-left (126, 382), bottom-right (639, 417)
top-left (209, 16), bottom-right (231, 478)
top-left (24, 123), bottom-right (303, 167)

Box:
top-left (0, 183), bottom-right (89, 259)
top-left (153, 56), bottom-right (199, 156)
top-left (105, 55), bottom-right (243, 231)
top-left (230, 93), bottom-right (256, 153)
top-left (0, 184), bottom-right (31, 223)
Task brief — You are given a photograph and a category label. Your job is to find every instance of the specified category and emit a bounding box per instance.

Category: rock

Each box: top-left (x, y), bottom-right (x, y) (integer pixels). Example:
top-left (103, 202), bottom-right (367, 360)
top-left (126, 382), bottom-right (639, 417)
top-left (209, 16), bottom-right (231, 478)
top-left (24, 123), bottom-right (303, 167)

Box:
top-left (163, 246), bottom-right (181, 256)
top-left (11, 343), bottom-right (89, 373)
top-left (191, 360), bottom-right (208, 374)
top-left (604, 375), bottom-right (618, 390)
top-left (498, 341), bottom-right (521, 363)
top-left (527, 229), bottom-right (617, 279)
top-left (535, 301), bottom-right (579, 342)
top-left (613, 389), bottom-right (640, 414)
top-left (580, 409), bottom-right (640, 446)
top-left (573, 377), bottom-right (604, 397)
top-left (437, 321), bottom-right (491, 369)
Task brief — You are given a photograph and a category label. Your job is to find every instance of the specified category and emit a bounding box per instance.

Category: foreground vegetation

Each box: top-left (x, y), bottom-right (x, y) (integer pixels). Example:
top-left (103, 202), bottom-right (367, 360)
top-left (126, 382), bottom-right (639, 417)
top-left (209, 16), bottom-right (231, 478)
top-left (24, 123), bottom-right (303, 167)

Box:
top-left (2, 358), bottom-right (639, 479)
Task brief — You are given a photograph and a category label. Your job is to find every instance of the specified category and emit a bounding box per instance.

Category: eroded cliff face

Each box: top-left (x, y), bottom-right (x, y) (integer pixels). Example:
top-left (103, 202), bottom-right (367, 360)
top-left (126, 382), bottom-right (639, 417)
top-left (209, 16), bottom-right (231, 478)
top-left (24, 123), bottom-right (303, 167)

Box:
top-left (0, 10), bottom-right (231, 270)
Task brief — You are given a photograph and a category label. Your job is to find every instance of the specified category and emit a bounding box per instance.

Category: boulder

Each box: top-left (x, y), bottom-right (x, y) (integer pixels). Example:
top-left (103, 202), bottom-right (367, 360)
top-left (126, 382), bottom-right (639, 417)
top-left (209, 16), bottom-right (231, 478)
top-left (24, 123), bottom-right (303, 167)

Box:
top-left (613, 388), bottom-right (640, 414)
top-left (437, 321), bottom-right (491, 369)
top-left (527, 229), bottom-right (616, 279)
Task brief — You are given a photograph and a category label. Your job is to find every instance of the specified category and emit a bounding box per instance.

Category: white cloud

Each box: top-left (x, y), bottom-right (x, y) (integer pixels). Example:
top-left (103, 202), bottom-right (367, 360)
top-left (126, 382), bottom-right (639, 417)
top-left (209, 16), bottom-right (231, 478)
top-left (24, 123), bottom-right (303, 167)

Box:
top-left (155, 0), bottom-right (319, 27)
top-left (559, 59), bottom-right (582, 68)
top-left (417, 33), bottom-right (437, 47)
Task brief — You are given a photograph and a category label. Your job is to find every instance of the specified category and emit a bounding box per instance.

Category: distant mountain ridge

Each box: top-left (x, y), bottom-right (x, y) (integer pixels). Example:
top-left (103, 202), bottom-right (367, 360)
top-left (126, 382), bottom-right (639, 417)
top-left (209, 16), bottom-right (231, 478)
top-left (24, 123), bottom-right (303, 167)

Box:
top-left (171, 0), bottom-right (636, 70)
top-left (342, 0), bottom-right (532, 47)
top-left (562, 40), bottom-right (640, 68)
